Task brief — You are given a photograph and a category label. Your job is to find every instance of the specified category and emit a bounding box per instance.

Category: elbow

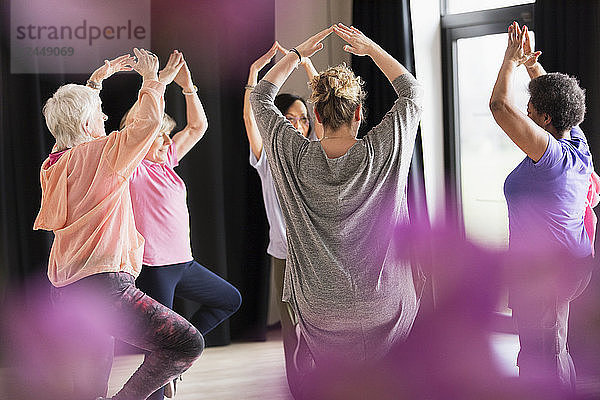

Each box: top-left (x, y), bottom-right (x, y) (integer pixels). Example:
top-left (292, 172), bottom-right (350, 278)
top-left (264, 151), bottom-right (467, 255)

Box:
top-left (489, 98), bottom-right (508, 116)
top-left (243, 112), bottom-right (253, 125)
top-left (249, 89), bottom-right (266, 111)
top-left (248, 92), bottom-right (259, 112)
top-left (192, 116), bottom-right (208, 132)
top-left (189, 120), bottom-right (208, 137)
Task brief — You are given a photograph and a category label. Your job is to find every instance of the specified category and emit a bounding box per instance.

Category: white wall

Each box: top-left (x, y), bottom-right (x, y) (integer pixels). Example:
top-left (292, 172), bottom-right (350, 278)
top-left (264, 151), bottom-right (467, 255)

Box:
top-left (275, 0), bottom-right (352, 99)
top-left (410, 0), bottom-right (445, 225)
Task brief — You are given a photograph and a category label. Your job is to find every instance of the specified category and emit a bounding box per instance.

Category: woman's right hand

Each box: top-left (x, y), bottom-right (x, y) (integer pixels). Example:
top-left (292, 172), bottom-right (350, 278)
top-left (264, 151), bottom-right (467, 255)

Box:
top-left (503, 22), bottom-right (525, 65)
top-left (158, 50), bottom-right (185, 85)
top-left (89, 54), bottom-right (135, 83)
top-left (173, 52), bottom-right (194, 90)
top-left (132, 48), bottom-right (159, 81)
top-left (250, 42), bottom-right (281, 75)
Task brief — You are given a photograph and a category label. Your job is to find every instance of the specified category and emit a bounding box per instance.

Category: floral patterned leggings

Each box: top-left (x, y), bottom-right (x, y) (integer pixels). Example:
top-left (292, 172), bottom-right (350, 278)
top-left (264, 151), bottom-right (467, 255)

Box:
top-left (51, 272), bottom-right (204, 400)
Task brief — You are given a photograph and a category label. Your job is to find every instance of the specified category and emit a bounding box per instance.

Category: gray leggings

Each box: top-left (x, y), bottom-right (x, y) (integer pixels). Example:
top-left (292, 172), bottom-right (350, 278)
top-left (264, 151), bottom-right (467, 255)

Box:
top-left (511, 259), bottom-right (593, 392)
top-left (52, 272), bottom-right (204, 400)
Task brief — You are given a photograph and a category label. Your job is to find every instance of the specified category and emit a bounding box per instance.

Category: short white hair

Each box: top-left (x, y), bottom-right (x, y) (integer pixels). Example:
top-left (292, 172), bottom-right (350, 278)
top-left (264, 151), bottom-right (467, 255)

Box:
top-left (42, 84), bottom-right (100, 149)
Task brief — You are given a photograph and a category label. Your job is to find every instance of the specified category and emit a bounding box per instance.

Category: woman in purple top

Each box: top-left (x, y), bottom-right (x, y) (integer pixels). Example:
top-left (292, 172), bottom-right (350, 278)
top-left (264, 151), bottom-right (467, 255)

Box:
top-left (490, 22), bottom-right (593, 391)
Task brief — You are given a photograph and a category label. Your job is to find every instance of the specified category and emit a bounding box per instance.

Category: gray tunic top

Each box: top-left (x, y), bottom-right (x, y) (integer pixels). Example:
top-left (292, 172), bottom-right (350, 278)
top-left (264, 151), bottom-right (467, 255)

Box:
top-left (250, 73), bottom-right (424, 363)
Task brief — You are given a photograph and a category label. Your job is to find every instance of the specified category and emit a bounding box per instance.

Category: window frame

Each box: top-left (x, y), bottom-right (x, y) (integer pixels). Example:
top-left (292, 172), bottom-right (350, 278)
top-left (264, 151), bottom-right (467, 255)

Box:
top-left (441, 4), bottom-right (534, 231)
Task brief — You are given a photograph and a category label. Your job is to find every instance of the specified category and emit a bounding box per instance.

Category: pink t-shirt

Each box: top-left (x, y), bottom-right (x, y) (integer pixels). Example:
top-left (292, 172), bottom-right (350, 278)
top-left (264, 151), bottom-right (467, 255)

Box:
top-left (129, 144), bottom-right (193, 266)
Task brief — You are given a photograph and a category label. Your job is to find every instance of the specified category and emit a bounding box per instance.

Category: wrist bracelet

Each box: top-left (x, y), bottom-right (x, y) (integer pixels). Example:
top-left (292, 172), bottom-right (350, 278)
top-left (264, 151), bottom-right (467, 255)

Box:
top-left (290, 48), bottom-right (302, 62)
top-left (182, 85), bottom-right (198, 95)
top-left (86, 79), bottom-right (102, 90)
top-left (245, 85), bottom-right (255, 91)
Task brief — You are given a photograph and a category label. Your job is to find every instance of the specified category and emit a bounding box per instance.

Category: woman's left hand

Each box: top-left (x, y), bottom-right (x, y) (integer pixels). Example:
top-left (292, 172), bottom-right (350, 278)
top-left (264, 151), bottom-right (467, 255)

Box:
top-left (158, 50), bottom-right (185, 85)
top-left (90, 54), bottom-right (135, 82)
top-left (173, 53), bottom-right (193, 90)
top-left (295, 26), bottom-right (334, 58)
top-left (522, 25), bottom-right (542, 68)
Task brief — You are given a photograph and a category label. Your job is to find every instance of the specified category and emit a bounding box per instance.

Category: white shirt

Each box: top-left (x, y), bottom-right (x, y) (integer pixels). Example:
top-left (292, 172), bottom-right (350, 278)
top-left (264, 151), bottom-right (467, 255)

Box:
top-left (250, 147), bottom-right (287, 259)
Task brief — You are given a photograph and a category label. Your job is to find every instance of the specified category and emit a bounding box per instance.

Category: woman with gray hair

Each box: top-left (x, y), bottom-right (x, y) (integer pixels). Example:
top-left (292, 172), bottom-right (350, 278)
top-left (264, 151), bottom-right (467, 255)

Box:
top-left (490, 22), bottom-right (594, 391)
top-left (249, 23), bottom-right (424, 393)
top-left (119, 52), bottom-right (242, 400)
top-left (34, 48), bottom-right (204, 400)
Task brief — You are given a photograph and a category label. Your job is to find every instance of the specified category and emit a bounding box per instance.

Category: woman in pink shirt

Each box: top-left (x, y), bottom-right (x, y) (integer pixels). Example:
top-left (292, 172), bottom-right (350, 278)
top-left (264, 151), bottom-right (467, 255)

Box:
top-left (121, 52), bottom-right (241, 400)
top-left (34, 49), bottom-right (204, 400)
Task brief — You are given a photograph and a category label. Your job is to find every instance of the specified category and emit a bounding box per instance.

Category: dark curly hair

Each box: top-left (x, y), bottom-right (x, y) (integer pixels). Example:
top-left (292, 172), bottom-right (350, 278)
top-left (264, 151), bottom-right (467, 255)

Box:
top-left (528, 72), bottom-right (586, 133)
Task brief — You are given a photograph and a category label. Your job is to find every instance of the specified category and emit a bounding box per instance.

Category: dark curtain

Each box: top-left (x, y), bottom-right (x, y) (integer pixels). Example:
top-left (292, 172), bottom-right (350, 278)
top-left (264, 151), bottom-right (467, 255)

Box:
top-left (534, 0), bottom-right (600, 377)
top-left (0, 0), bottom-right (275, 350)
top-left (352, 0), bottom-right (432, 316)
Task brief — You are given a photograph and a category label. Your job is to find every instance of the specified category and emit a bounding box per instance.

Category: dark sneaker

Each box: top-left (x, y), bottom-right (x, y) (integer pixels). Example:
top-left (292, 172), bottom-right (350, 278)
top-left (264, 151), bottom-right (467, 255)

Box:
top-left (164, 376), bottom-right (180, 398)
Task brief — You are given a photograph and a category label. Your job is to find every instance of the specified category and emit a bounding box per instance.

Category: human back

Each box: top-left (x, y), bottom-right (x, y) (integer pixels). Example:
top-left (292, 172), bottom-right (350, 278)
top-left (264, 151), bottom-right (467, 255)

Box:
top-left (250, 23), bottom-right (424, 363)
top-left (504, 126), bottom-right (593, 257)
top-left (280, 68), bottom-right (422, 362)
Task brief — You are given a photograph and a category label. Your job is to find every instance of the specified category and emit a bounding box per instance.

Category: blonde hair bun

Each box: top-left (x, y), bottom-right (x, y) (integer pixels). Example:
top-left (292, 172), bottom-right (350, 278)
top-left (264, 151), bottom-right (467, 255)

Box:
top-left (309, 63), bottom-right (365, 130)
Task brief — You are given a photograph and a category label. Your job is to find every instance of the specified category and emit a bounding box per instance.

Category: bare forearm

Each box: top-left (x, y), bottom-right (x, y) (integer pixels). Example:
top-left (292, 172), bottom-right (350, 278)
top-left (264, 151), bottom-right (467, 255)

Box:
top-left (243, 89), bottom-right (263, 158)
top-left (183, 92), bottom-right (208, 133)
top-left (262, 52), bottom-right (300, 89)
top-left (368, 44), bottom-right (409, 83)
top-left (302, 58), bottom-right (319, 80)
top-left (247, 67), bottom-right (260, 87)
top-left (526, 62), bottom-right (546, 79)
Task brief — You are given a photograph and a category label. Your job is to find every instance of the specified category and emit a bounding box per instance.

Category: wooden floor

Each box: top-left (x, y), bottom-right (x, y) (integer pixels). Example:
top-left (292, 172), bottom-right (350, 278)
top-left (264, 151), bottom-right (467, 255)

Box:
top-left (108, 330), bottom-right (600, 400)
top-left (108, 329), bottom-right (293, 400)
top-left (2, 328), bottom-right (598, 399)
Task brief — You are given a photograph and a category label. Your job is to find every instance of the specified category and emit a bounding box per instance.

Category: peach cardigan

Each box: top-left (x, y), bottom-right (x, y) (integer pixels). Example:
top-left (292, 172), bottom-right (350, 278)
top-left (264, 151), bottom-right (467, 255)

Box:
top-left (34, 80), bottom-right (165, 287)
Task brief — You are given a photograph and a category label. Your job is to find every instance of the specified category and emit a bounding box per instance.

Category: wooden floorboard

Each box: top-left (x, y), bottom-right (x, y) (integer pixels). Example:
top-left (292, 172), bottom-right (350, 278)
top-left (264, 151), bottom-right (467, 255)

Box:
top-left (108, 329), bottom-right (293, 399)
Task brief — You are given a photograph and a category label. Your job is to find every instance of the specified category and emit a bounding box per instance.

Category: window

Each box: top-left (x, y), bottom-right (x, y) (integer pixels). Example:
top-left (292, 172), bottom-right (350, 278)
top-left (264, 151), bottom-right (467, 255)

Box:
top-left (441, 3), bottom-right (535, 325)
top-left (456, 33), bottom-right (532, 249)
top-left (441, 4), bottom-right (535, 249)
top-left (444, 0), bottom-right (534, 15)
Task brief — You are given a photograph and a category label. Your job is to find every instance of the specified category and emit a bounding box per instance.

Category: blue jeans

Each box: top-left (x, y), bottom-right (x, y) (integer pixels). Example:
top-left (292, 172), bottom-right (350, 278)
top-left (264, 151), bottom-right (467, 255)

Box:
top-left (51, 272), bottom-right (204, 400)
top-left (135, 260), bottom-right (242, 400)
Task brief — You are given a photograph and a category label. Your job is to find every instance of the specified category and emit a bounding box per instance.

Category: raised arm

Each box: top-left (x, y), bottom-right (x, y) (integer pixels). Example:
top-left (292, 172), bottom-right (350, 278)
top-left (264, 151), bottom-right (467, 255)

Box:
top-left (250, 29), bottom-right (333, 164)
top-left (301, 56), bottom-right (325, 140)
top-left (262, 26), bottom-right (333, 89)
top-left (276, 42), bottom-right (320, 81)
top-left (334, 23), bottom-right (409, 83)
top-left (489, 22), bottom-right (549, 162)
top-left (274, 41), bottom-right (324, 140)
top-left (108, 49), bottom-right (183, 177)
top-left (87, 54), bottom-right (135, 90)
top-left (243, 42), bottom-right (281, 159)
top-left (171, 53), bottom-right (208, 160)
